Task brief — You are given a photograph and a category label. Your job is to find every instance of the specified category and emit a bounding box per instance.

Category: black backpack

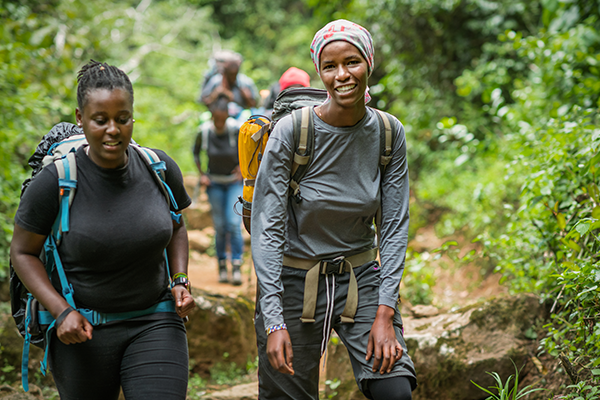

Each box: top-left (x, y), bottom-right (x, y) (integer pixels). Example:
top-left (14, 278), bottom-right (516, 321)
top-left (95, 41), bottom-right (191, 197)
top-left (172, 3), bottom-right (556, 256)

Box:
top-left (10, 122), bottom-right (83, 350)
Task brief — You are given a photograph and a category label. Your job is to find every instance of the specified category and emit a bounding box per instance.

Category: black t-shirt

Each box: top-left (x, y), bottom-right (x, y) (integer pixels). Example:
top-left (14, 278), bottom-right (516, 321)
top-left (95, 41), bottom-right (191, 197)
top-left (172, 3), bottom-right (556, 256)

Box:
top-left (193, 120), bottom-right (239, 176)
top-left (15, 146), bottom-right (191, 313)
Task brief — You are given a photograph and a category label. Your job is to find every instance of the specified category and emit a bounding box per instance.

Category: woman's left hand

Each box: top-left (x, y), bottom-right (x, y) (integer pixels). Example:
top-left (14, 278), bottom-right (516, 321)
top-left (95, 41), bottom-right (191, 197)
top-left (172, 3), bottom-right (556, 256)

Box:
top-left (366, 304), bottom-right (403, 374)
top-left (171, 285), bottom-right (195, 319)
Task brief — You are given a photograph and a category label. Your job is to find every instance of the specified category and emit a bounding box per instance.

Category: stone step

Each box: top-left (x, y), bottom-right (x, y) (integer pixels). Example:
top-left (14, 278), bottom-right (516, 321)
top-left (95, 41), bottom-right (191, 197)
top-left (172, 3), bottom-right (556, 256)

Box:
top-left (199, 382), bottom-right (258, 400)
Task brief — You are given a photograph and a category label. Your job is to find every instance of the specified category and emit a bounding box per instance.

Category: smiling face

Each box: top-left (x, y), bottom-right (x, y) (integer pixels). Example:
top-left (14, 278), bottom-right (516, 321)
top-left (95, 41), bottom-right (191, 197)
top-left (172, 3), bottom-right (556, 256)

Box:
top-left (75, 88), bottom-right (133, 169)
top-left (318, 41), bottom-right (368, 109)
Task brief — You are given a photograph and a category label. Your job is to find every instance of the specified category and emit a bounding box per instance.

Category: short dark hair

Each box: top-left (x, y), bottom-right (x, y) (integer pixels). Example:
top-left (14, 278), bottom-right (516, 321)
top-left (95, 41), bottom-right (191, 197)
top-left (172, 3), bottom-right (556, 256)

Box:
top-left (209, 94), bottom-right (230, 114)
top-left (76, 60), bottom-right (133, 109)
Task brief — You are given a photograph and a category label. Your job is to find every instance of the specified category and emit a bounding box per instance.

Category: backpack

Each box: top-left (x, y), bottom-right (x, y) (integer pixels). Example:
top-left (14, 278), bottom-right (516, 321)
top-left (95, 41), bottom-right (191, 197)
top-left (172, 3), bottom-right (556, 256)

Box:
top-left (199, 118), bottom-right (239, 153)
top-left (10, 122), bottom-right (181, 391)
top-left (237, 87), bottom-right (394, 234)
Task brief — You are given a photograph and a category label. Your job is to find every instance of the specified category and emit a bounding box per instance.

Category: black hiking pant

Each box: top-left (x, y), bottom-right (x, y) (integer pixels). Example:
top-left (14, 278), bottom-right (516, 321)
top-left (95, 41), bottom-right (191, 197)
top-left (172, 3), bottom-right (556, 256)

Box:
top-left (49, 315), bottom-right (188, 400)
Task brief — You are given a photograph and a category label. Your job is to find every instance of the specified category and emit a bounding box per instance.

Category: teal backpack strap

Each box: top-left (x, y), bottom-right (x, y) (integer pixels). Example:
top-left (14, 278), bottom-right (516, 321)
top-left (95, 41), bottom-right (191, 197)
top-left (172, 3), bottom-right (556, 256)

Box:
top-left (289, 106), bottom-right (315, 203)
top-left (130, 145), bottom-right (181, 224)
top-left (23, 153), bottom-right (79, 391)
top-left (53, 152), bottom-right (78, 242)
top-left (129, 145), bottom-right (181, 281)
top-left (21, 295), bottom-right (34, 391)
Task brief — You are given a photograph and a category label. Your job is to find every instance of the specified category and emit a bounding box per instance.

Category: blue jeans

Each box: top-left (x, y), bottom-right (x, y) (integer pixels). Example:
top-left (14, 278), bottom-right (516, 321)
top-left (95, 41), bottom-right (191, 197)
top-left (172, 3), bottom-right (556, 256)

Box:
top-left (206, 181), bottom-right (244, 262)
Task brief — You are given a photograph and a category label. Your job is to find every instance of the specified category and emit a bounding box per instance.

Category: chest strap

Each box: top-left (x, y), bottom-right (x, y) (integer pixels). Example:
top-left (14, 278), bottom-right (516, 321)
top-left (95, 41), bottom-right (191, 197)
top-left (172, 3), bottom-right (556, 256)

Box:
top-left (283, 248), bottom-right (378, 324)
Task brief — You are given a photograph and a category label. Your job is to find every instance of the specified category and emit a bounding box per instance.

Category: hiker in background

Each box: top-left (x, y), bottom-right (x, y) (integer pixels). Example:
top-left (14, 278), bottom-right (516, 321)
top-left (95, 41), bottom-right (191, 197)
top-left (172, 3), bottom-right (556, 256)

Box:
top-left (251, 20), bottom-right (417, 399)
top-left (262, 66), bottom-right (311, 116)
top-left (193, 95), bottom-right (244, 286)
top-left (10, 60), bottom-right (194, 400)
top-left (199, 50), bottom-right (258, 120)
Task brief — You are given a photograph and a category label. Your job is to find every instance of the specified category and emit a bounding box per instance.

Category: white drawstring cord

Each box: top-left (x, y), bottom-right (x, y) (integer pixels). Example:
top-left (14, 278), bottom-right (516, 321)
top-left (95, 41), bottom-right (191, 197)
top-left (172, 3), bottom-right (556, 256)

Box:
top-left (321, 274), bottom-right (336, 357)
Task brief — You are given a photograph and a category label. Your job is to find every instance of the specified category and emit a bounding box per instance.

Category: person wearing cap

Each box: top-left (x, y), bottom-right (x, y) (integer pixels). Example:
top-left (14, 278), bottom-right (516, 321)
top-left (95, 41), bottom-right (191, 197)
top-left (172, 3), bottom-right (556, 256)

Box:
top-left (263, 67), bottom-right (311, 112)
top-left (251, 19), bottom-right (417, 400)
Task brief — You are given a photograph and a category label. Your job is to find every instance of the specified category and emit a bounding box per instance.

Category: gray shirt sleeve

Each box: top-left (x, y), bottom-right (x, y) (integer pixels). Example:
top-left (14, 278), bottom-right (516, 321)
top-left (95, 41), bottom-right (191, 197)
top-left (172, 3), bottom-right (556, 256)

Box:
top-left (378, 119), bottom-right (410, 310)
top-left (251, 108), bottom-right (410, 330)
top-left (250, 124), bottom-right (294, 329)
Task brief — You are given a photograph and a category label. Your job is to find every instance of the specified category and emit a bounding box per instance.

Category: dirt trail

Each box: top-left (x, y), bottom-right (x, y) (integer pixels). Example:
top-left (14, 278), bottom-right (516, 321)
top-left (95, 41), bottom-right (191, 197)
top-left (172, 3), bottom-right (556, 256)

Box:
top-left (187, 222), bottom-right (506, 310)
top-left (187, 232), bottom-right (257, 300)
top-left (408, 225), bottom-right (507, 310)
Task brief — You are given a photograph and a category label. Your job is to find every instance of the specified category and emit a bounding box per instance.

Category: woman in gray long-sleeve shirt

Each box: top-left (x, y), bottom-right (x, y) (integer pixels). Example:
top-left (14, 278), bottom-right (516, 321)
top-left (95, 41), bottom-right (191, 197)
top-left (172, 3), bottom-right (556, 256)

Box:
top-left (251, 20), bottom-right (417, 400)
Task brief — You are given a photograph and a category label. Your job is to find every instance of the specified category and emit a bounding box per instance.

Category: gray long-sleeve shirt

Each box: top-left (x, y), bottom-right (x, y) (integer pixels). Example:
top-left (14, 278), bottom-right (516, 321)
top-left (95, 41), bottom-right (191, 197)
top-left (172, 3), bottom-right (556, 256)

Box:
top-left (251, 107), bottom-right (410, 330)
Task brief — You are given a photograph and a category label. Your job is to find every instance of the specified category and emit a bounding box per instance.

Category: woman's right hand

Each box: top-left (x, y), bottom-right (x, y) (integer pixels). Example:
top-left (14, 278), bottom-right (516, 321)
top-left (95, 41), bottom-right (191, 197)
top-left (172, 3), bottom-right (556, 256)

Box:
top-left (56, 311), bottom-right (93, 344)
top-left (199, 174), bottom-right (211, 187)
top-left (266, 329), bottom-right (294, 375)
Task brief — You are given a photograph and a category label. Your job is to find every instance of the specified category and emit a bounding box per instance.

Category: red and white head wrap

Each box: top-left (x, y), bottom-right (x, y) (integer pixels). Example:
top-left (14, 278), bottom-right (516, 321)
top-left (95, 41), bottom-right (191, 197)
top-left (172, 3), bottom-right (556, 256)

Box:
top-left (310, 19), bottom-right (374, 103)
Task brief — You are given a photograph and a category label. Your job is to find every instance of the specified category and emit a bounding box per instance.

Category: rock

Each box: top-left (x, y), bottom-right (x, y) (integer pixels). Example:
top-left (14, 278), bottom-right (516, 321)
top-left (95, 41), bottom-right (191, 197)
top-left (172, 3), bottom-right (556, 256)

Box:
top-left (186, 289), bottom-right (257, 376)
top-left (201, 382), bottom-right (258, 400)
top-left (410, 304), bottom-right (440, 318)
top-left (182, 176), bottom-right (213, 230)
top-left (182, 201), bottom-right (213, 231)
top-left (325, 294), bottom-right (546, 400)
top-left (188, 228), bottom-right (214, 252)
top-left (0, 384), bottom-right (45, 400)
top-left (0, 314), bottom-right (53, 389)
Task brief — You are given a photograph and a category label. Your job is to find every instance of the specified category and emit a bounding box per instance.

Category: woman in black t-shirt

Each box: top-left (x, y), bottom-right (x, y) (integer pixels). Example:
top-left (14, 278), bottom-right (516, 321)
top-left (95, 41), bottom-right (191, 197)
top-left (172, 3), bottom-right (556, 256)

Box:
top-left (10, 60), bottom-right (195, 400)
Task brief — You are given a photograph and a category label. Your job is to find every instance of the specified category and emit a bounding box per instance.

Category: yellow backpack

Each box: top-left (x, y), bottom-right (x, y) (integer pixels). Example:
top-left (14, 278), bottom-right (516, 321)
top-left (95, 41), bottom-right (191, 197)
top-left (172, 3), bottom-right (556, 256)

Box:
top-left (238, 114), bottom-right (270, 233)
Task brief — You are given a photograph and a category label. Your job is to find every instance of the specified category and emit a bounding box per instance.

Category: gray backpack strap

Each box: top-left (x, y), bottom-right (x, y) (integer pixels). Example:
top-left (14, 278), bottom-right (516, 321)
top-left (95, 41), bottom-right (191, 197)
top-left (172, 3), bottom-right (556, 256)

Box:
top-left (226, 118), bottom-right (238, 148)
top-left (374, 108), bottom-right (393, 171)
top-left (371, 108), bottom-right (396, 249)
top-left (201, 123), bottom-right (211, 153)
top-left (289, 106), bottom-right (314, 203)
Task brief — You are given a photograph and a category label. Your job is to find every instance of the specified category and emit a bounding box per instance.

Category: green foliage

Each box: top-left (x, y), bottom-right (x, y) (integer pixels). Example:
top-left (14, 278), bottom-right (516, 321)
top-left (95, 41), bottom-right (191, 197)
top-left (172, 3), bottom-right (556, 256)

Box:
top-left (0, 1), bottom-right (86, 274)
top-left (195, 0), bottom-right (321, 90)
top-left (563, 381), bottom-right (600, 400)
top-left (402, 249), bottom-right (436, 305)
top-left (0, 0), bottom-right (220, 277)
top-left (455, 0), bottom-right (600, 392)
top-left (471, 361), bottom-right (545, 399)
top-left (187, 373), bottom-right (208, 399)
top-left (324, 378), bottom-right (341, 398)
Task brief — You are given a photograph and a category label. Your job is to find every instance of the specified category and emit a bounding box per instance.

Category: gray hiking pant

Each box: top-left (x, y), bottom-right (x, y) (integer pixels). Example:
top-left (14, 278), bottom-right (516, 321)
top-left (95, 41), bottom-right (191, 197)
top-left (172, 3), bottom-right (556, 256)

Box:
top-left (255, 261), bottom-right (417, 399)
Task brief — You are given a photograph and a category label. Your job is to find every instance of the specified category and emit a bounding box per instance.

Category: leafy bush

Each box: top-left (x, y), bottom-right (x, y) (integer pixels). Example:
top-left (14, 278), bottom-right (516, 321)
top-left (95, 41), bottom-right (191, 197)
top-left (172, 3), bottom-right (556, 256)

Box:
top-left (455, 0), bottom-right (600, 391)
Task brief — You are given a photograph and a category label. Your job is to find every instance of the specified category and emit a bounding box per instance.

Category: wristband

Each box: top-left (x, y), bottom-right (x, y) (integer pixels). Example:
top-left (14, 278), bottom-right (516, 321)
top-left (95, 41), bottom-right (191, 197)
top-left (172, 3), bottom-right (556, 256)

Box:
top-left (266, 323), bottom-right (287, 335)
top-left (172, 272), bottom-right (188, 280)
top-left (55, 306), bottom-right (75, 328)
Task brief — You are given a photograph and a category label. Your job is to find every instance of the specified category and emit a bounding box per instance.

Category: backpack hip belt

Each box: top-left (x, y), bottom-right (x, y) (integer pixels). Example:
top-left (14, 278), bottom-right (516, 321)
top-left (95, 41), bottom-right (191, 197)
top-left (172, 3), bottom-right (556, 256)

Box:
top-left (282, 247), bottom-right (378, 324)
top-left (36, 299), bottom-right (176, 326)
